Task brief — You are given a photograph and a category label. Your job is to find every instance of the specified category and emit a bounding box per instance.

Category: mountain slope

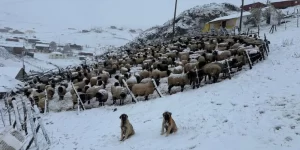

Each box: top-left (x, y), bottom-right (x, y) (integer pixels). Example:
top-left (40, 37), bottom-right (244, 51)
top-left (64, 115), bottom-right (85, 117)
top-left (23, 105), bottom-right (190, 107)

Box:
top-left (124, 3), bottom-right (240, 48)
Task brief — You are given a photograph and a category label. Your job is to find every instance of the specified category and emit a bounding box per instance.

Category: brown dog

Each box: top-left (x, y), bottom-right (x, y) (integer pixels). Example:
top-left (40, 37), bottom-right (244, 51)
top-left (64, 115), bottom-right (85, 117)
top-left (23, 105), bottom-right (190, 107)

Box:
top-left (161, 111), bottom-right (178, 137)
top-left (119, 114), bottom-right (135, 141)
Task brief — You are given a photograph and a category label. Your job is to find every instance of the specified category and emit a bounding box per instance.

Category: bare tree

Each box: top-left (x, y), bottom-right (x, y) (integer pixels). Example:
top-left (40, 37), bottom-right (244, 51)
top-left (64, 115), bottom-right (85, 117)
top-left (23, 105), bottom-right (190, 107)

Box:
top-left (245, 7), bottom-right (262, 27)
top-left (63, 44), bottom-right (73, 56)
top-left (49, 41), bottom-right (57, 51)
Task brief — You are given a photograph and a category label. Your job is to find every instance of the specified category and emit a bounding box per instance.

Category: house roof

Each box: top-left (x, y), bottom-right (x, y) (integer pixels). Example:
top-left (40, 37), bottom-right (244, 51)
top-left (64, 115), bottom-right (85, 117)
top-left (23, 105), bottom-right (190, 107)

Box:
top-left (51, 52), bottom-right (63, 55)
top-left (35, 43), bottom-right (49, 47)
top-left (243, 2), bottom-right (266, 6)
top-left (0, 74), bottom-right (22, 92)
top-left (0, 41), bottom-right (24, 48)
top-left (0, 67), bottom-right (23, 78)
top-left (208, 11), bottom-right (251, 23)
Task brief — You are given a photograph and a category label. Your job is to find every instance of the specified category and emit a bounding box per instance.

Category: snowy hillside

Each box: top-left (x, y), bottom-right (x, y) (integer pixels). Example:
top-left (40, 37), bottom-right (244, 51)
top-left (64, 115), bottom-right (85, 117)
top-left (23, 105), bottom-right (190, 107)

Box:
top-left (124, 3), bottom-right (241, 47)
top-left (40, 19), bottom-right (300, 150)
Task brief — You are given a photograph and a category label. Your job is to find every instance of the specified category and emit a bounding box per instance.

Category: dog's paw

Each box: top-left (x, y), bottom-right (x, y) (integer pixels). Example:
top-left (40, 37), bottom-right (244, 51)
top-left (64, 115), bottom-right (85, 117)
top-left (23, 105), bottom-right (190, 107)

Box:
top-left (161, 132), bottom-right (164, 135)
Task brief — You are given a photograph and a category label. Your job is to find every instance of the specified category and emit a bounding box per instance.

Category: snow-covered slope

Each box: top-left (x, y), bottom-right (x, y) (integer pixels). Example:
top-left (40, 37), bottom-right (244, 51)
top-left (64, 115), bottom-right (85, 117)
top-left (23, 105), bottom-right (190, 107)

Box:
top-left (41, 19), bottom-right (300, 150)
top-left (124, 3), bottom-right (241, 47)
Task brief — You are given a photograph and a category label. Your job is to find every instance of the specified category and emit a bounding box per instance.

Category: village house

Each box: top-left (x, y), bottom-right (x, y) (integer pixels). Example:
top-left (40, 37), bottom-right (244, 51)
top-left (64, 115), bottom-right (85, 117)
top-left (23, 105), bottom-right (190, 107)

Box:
top-left (78, 52), bottom-right (93, 57)
top-left (49, 52), bottom-right (66, 59)
top-left (0, 41), bottom-right (25, 55)
top-left (70, 44), bottom-right (83, 50)
top-left (271, 0), bottom-right (300, 9)
top-left (35, 43), bottom-right (50, 53)
top-left (5, 38), bottom-right (19, 42)
top-left (202, 12), bottom-right (251, 34)
top-left (241, 2), bottom-right (267, 11)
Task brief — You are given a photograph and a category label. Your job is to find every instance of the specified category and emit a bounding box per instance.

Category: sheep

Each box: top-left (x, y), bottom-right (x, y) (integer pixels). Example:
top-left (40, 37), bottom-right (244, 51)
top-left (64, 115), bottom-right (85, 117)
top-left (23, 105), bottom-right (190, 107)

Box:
top-left (139, 70), bottom-right (150, 80)
top-left (38, 97), bottom-right (46, 113)
top-left (36, 83), bottom-right (46, 91)
top-left (157, 63), bottom-right (168, 71)
top-left (82, 86), bottom-right (103, 104)
top-left (99, 71), bottom-right (110, 88)
top-left (57, 85), bottom-right (67, 100)
top-left (126, 74), bottom-right (140, 90)
top-left (90, 76), bottom-right (102, 87)
top-left (111, 82), bottom-right (128, 105)
top-left (115, 74), bottom-right (129, 87)
top-left (150, 69), bottom-right (171, 78)
top-left (202, 62), bottom-right (223, 83)
top-left (167, 73), bottom-right (189, 94)
top-left (45, 84), bottom-right (55, 100)
top-left (30, 88), bottom-right (46, 105)
top-left (131, 77), bottom-right (160, 101)
top-left (172, 65), bottom-right (183, 74)
top-left (212, 50), bottom-right (231, 61)
top-left (184, 62), bottom-right (198, 73)
top-left (73, 79), bottom-right (90, 90)
top-left (120, 67), bottom-right (130, 75)
top-left (95, 89), bottom-right (109, 106)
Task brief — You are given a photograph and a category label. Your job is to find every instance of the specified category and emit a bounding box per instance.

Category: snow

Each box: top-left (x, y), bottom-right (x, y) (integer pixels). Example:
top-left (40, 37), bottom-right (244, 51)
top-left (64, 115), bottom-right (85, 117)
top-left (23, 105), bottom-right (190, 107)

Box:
top-left (209, 11), bottom-right (252, 23)
top-left (0, 74), bottom-right (22, 92)
top-left (0, 41), bottom-right (24, 47)
top-left (0, 67), bottom-right (22, 78)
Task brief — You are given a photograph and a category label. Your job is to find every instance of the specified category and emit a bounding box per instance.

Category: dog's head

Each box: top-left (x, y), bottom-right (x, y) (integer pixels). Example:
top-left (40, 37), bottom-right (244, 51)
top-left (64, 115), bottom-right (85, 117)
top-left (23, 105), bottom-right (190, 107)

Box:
top-left (163, 111), bottom-right (172, 121)
top-left (119, 114), bottom-right (128, 122)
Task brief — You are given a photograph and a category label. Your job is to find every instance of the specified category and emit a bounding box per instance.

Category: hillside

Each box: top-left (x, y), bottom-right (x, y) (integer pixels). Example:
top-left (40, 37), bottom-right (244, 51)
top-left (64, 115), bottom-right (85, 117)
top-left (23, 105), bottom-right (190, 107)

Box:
top-left (124, 3), bottom-right (241, 48)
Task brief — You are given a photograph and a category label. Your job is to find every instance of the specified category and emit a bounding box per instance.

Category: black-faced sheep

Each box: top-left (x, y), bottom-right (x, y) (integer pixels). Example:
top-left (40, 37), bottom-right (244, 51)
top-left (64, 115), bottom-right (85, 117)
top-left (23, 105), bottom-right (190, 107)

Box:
top-left (115, 74), bottom-right (129, 87)
top-left (132, 77), bottom-right (160, 101)
top-left (95, 89), bottom-right (109, 106)
top-left (57, 85), bottom-right (67, 100)
top-left (111, 82), bottom-right (128, 105)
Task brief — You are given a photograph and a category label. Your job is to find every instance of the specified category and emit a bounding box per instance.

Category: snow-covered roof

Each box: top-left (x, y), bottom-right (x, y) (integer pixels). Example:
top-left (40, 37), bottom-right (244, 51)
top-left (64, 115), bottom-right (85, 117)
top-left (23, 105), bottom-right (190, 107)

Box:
top-left (51, 52), bottom-right (63, 55)
top-left (35, 43), bottom-right (49, 47)
top-left (209, 12), bottom-right (251, 23)
top-left (0, 75), bottom-right (22, 92)
top-left (0, 41), bottom-right (24, 48)
top-left (0, 67), bottom-right (22, 78)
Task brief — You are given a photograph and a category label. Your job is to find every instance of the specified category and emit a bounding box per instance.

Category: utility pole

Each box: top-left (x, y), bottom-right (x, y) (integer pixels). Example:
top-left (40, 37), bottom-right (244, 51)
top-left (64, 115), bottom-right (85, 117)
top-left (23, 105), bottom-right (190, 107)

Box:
top-left (172, 0), bottom-right (178, 41)
top-left (239, 0), bottom-right (244, 34)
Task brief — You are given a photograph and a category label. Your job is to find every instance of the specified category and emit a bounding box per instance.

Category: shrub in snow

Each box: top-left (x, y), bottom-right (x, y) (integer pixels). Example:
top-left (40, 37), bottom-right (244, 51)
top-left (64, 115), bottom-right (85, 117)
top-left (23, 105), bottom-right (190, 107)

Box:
top-left (91, 27), bottom-right (103, 33)
top-left (281, 39), bottom-right (293, 47)
top-left (110, 26), bottom-right (117, 29)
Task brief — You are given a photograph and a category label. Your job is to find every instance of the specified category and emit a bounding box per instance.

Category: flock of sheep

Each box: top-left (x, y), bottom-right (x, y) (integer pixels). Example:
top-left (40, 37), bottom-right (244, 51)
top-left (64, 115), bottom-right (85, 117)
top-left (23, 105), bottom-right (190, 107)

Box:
top-left (6, 34), bottom-right (270, 113)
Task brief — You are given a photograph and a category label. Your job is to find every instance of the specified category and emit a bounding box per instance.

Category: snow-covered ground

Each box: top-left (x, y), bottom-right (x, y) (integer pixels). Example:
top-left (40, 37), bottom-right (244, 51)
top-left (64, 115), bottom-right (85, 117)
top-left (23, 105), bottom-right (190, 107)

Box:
top-left (1, 0), bottom-right (300, 149)
top-left (37, 18), bottom-right (300, 150)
